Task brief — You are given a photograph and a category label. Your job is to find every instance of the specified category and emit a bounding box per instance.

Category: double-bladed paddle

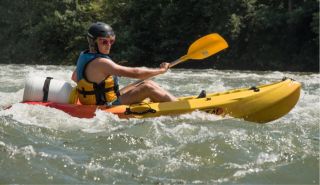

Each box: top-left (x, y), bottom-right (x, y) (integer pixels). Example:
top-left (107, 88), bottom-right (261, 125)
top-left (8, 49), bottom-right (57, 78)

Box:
top-left (120, 33), bottom-right (228, 93)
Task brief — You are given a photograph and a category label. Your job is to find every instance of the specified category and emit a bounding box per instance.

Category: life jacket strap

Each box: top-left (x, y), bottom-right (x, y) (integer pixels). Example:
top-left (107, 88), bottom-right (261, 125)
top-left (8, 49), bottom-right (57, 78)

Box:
top-left (77, 87), bottom-right (115, 95)
top-left (77, 83), bottom-right (118, 105)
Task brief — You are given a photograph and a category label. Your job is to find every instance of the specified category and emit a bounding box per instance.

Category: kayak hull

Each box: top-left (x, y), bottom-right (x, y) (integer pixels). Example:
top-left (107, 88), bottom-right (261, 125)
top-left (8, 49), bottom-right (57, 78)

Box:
top-left (23, 79), bottom-right (301, 123)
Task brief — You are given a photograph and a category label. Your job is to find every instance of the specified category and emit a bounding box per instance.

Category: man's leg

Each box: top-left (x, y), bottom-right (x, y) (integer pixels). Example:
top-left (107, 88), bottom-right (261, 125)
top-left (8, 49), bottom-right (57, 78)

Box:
top-left (119, 80), bottom-right (177, 104)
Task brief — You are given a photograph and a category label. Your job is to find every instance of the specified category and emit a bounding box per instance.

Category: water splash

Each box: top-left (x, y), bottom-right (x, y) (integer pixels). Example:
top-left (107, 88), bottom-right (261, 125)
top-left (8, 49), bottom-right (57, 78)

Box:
top-left (0, 64), bottom-right (319, 184)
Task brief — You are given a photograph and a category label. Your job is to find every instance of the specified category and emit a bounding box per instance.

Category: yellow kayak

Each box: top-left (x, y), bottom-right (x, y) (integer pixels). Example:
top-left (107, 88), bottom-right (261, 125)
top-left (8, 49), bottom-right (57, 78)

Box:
top-left (24, 78), bottom-right (301, 123)
top-left (125, 78), bottom-right (301, 123)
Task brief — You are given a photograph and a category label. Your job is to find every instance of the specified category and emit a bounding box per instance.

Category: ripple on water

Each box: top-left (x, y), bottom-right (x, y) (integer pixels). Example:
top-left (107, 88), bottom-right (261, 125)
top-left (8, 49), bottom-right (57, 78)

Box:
top-left (0, 65), bottom-right (319, 184)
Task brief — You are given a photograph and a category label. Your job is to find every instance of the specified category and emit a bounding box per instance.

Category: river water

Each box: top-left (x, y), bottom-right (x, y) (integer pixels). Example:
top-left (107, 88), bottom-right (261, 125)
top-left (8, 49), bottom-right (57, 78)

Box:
top-left (0, 64), bottom-right (319, 184)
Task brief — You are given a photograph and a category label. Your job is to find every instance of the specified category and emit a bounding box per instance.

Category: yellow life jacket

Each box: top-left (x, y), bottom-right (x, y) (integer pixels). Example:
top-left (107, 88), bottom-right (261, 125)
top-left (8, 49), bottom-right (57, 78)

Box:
top-left (75, 51), bottom-right (120, 105)
top-left (77, 76), bottom-right (119, 105)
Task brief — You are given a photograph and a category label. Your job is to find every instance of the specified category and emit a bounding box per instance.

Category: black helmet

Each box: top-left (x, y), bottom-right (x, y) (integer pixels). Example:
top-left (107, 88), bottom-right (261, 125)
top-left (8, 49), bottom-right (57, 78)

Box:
top-left (87, 22), bottom-right (115, 39)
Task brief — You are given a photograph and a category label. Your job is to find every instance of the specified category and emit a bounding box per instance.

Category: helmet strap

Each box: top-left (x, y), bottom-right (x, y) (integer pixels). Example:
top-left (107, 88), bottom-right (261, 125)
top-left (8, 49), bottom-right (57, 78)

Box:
top-left (95, 42), bottom-right (102, 54)
top-left (87, 36), bottom-right (101, 54)
top-left (95, 38), bottom-right (106, 54)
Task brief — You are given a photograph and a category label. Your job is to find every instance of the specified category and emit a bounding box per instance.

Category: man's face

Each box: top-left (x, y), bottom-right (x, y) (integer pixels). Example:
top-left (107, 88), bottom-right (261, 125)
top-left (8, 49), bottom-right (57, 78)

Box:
top-left (97, 35), bottom-right (115, 54)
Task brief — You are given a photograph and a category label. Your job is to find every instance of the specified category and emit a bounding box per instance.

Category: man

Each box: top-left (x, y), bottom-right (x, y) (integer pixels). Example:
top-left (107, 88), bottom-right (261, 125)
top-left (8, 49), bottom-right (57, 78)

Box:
top-left (72, 22), bottom-right (177, 105)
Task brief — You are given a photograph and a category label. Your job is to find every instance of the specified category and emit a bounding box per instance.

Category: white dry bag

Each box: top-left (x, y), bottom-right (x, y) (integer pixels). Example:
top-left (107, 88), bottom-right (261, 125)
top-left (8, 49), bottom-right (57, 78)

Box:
top-left (23, 76), bottom-right (73, 104)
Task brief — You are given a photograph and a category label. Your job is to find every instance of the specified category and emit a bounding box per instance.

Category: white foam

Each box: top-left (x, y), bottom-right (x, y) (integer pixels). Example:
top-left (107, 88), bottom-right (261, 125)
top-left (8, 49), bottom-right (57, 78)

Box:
top-left (1, 142), bottom-right (36, 160)
top-left (233, 168), bottom-right (262, 178)
top-left (256, 152), bottom-right (279, 165)
top-left (0, 89), bottom-right (24, 108)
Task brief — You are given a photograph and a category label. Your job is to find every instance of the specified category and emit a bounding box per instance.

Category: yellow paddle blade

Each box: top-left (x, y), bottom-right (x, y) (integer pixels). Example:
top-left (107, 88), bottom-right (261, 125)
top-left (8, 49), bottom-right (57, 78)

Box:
top-left (184, 33), bottom-right (228, 60)
top-left (124, 33), bottom-right (228, 88)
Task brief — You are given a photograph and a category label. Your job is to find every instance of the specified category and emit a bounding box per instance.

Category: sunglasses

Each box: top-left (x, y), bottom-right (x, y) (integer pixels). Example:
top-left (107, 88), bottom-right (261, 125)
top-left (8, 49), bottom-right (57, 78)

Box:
top-left (99, 38), bottom-right (115, 45)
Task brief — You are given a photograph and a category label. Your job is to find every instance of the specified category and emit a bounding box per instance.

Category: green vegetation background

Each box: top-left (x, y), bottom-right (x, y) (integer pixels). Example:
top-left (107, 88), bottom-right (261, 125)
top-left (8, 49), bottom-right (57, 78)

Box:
top-left (0, 0), bottom-right (318, 71)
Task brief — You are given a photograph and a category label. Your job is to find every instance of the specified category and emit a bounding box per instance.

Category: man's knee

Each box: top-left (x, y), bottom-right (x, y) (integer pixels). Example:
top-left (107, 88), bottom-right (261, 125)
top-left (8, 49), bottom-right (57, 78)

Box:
top-left (141, 80), bottom-right (157, 90)
top-left (143, 80), bottom-right (161, 88)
